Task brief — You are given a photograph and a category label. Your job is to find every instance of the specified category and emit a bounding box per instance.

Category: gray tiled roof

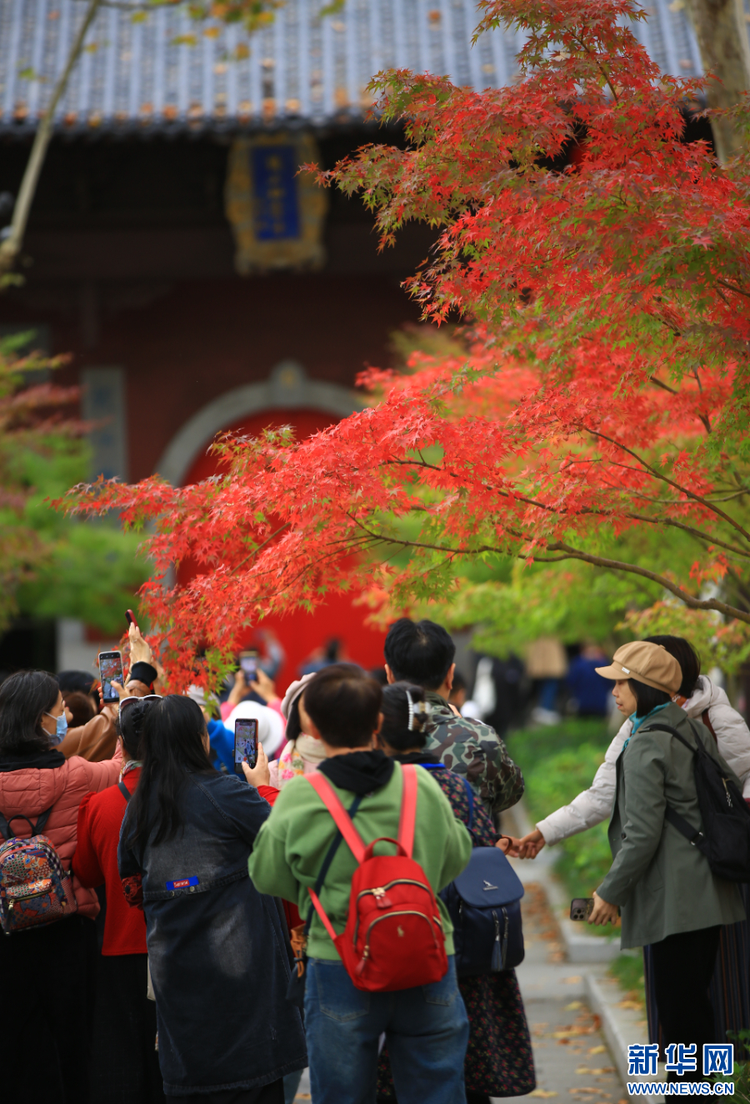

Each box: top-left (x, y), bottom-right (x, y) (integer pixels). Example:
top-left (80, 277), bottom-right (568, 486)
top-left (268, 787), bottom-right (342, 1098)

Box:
top-left (0, 0), bottom-right (704, 135)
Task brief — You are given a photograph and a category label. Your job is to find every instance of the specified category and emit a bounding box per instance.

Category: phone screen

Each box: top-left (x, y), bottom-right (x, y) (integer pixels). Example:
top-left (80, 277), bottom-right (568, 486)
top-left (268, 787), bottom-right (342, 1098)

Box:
top-left (239, 651), bottom-right (258, 681)
top-left (234, 718), bottom-right (259, 776)
top-left (99, 652), bottom-right (123, 703)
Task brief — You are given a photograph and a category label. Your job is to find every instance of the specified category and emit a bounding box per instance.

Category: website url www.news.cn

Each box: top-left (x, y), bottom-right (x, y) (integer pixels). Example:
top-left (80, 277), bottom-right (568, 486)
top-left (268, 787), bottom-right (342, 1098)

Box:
top-left (627, 1083), bottom-right (734, 1095)
top-left (626, 1044), bottom-right (736, 1094)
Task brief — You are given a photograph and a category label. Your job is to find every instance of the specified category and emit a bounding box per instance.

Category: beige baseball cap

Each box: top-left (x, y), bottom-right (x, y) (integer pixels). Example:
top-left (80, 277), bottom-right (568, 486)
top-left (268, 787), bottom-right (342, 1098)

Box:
top-left (595, 641), bottom-right (681, 695)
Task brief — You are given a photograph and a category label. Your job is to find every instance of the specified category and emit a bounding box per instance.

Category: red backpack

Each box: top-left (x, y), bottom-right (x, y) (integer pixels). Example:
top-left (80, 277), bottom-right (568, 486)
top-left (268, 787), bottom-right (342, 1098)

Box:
top-left (307, 764), bottom-right (448, 992)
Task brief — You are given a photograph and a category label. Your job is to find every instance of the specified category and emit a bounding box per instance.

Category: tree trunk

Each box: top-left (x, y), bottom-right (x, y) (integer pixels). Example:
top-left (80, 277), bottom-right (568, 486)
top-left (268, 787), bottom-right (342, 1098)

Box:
top-left (0, 0), bottom-right (102, 282)
top-left (686, 0), bottom-right (750, 161)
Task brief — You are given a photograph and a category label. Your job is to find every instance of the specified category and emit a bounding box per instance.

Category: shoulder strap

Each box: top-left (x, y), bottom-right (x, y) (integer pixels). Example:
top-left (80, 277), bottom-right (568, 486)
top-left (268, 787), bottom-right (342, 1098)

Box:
top-left (664, 805), bottom-right (705, 847)
top-left (460, 776), bottom-right (475, 831)
top-left (308, 890), bottom-right (340, 942)
top-left (303, 793), bottom-right (363, 937)
top-left (0, 807), bottom-right (52, 841)
top-left (307, 773), bottom-right (367, 864)
top-left (118, 781), bottom-right (132, 803)
top-left (645, 722), bottom-right (696, 753)
top-left (397, 763), bottom-right (418, 859)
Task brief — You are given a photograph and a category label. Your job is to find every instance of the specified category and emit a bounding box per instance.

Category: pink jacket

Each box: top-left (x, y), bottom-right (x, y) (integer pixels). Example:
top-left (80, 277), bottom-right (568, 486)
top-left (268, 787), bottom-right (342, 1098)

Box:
top-left (0, 748), bottom-right (122, 919)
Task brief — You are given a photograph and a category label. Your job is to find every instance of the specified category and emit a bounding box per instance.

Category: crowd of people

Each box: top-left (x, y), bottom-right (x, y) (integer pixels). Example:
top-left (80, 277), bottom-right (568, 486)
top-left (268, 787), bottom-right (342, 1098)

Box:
top-left (1, 618), bottom-right (749, 1104)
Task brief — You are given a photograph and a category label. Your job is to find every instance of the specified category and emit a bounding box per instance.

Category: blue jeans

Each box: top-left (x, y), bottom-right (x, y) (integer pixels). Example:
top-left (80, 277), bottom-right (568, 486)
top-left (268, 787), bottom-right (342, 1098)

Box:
top-left (304, 955), bottom-right (469, 1104)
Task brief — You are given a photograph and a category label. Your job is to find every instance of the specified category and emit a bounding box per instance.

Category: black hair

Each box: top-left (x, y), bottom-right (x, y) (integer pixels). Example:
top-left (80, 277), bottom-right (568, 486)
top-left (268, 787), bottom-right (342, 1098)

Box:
top-left (0, 671), bottom-right (60, 755)
top-left (64, 690), bottom-right (95, 730)
top-left (383, 618), bottom-right (455, 691)
top-left (118, 699), bottom-right (153, 759)
top-left (644, 635), bottom-right (700, 698)
top-left (450, 670), bottom-right (467, 695)
top-left (285, 695), bottom-right (303, 743)
top-left (304, 664), bottom-right (382, 749)
top-left (379, 682), bottom-right (431, 752)
top-left (57, 670), bottom-right (97, 697)
top-left (123, 695), bottom-right (212, 849)
top-left (630, 679), bottom-right (672, 718)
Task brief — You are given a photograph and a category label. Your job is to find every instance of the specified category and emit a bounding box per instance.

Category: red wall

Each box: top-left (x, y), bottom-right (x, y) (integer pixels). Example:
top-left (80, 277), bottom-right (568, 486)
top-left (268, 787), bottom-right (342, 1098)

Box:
top-left (181, 406), bottom-right (388, 686)
top-left (44, 273), bottom-right (419, 482)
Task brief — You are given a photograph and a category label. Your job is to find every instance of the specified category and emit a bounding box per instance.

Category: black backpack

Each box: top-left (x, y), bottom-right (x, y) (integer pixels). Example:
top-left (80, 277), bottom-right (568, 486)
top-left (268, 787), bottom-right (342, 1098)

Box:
top-left (649, 721), bottom-right (750, 883)
top-left (438, 777), bottom-right (525, 975)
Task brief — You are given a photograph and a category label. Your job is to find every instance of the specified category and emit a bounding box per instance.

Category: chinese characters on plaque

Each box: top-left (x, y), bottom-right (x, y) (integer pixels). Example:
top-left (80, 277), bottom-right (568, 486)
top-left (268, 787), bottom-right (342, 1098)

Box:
top-left (224, 133), bottom-right (327, 273)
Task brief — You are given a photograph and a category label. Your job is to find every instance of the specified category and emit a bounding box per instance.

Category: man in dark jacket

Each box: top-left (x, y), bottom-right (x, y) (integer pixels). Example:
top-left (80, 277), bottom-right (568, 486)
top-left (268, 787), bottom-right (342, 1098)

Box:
top-left (384, 618), bottom-right (525, 816)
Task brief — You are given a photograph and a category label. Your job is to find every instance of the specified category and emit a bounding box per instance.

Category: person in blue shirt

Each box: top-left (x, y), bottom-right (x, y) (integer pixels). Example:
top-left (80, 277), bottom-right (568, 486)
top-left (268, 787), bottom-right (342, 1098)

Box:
top-left (186, 685), bottom-right (234, 773)
top-left (566, 643), bottom-right (611, 717)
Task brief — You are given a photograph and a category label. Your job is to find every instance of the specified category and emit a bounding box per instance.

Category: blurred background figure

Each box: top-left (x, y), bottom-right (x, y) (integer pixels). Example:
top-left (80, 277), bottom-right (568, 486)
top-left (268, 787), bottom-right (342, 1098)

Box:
top-left (299, 636), bottom-right (348, 676)
top-left (58, 670), bottom-right (100, 715)
top-left (470, 654), bottom-right (528, 735)
top-left (224, 698), bottom-right (286, 760)
top-left (526, 637), bottom-right (568, 726)
top-left (270, 674), bottom-right (324, 788)
top-left (64, 689), bottom-right (96, 729)
top-left (187, 685), bottom-right (235, 774)
top-left (565, 643), bottom-right (611, 718)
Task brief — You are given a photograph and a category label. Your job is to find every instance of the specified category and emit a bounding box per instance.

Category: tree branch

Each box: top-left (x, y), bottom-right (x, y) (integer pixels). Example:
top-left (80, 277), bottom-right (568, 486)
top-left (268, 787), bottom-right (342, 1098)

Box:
top-left (0, 0), bottom-right (103, 278)
top-left (581, 426), bottom-right (750, 544)
top-left (341, 516), bottom-right (750, 624)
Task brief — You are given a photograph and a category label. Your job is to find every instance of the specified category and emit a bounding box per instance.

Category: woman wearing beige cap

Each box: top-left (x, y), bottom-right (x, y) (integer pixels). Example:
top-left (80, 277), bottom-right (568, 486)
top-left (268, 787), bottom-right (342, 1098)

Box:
top-left (514, 634), bottom-right (750, 1052)
top-left (589, 642), bottom-right (745, 1080)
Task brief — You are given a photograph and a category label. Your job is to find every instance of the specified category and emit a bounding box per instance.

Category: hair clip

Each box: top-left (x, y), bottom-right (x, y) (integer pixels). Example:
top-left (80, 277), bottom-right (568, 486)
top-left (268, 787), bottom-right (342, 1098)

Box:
top-left (406, 689), bottom-right (416, 731)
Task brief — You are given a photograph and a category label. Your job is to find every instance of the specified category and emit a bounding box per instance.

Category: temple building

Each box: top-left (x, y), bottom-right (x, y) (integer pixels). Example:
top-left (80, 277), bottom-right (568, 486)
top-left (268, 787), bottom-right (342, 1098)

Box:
top-left (0, 0), bottom-right (705, 674)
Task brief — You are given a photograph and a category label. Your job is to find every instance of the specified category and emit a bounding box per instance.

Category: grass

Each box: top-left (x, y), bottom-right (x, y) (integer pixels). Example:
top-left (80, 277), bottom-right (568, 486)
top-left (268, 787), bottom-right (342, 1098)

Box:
top-left (609, 952), bottom-right (646, 1010)
top-left (509, 717), bottom-right (614, 900)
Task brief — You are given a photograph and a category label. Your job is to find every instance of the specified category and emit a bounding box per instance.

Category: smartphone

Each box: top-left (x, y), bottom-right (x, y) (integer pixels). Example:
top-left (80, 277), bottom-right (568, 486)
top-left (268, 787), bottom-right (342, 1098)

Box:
top-left (98, 651), bottom-right (124, 703)
top-left (239, 649), bottom-right (259, 682)
top-left (234, 718), bottom-right (259, 776)
top-left (125, 609), bottom-right (138, 629)
top-left (570, 897), bottom-right (595, 922)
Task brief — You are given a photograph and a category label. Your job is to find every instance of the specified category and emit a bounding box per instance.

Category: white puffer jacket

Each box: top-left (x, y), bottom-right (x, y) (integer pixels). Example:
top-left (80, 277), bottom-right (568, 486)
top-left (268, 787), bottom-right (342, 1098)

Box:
top-left (536, 677), bottom-right (750, 847)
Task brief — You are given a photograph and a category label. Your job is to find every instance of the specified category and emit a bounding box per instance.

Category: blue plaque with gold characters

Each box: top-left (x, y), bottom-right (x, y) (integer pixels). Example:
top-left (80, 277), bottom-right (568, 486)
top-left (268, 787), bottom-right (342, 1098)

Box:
top-left (225, 134), bottom-right (327, 273)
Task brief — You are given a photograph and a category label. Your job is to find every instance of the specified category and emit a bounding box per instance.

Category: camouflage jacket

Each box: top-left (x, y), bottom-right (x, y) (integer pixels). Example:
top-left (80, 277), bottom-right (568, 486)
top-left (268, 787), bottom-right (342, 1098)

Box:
top-left (423, 692), bottom-right (525, 815)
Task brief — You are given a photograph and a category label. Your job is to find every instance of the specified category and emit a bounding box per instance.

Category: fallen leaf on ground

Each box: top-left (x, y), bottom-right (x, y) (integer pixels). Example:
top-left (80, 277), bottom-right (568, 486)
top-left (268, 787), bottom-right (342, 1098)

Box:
top-left (618, 1000), bottom-right (643, 1010)
top-left (576, 1068), bottom-right (617, 1076)
top-left (570, 1089), bottom-right (610, 1096)
top-left (530, 1091), bottom-right (558, 1098)
top-left (565, 1001), bottom-right (584, 1011)
top-left (564, 976), bottom-right (582, 984)
top-left (589, 1046), bottom-right (607, 1055)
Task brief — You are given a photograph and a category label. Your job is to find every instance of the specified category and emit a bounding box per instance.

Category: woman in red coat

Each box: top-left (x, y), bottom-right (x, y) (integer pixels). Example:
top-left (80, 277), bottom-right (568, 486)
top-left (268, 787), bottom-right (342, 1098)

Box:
top-left (0, 670), bottom-right (121, 1102)
top-left (75, 695), bottom-right (165, 1104)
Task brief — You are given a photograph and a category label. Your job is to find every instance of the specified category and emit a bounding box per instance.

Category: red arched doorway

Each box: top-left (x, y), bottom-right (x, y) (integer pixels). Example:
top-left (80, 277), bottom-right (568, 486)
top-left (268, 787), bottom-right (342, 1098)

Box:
top-left (180, 407), bottom-right (387, 686)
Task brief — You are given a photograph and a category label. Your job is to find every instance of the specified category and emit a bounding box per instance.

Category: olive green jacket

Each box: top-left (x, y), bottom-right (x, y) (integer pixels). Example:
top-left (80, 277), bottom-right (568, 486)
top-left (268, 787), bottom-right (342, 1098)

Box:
top-left (598, 702), bottom-right (746, 949)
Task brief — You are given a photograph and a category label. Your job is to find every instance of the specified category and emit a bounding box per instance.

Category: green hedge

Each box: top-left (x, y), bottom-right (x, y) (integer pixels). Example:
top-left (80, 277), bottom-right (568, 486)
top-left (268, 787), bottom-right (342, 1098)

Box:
top-left (509, 719), bottom-right (614, 898)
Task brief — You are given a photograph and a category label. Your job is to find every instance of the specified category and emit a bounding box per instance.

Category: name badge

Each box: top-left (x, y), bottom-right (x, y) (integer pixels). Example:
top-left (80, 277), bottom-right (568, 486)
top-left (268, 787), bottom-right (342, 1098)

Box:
top-left (166, 876), bottom-right (200, 891)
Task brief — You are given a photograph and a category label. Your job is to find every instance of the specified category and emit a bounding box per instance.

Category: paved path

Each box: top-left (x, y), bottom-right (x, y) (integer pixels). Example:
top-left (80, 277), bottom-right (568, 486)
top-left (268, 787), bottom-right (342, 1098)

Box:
top-left (293, 880), bottom-right (629, 1104)
top-left (497, 881), bottom-right (627, 1104)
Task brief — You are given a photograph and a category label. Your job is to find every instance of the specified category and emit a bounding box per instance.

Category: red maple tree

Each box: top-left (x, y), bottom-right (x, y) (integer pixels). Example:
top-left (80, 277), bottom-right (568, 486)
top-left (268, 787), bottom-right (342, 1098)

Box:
top-left (60, 0), bottom-right (750, 687)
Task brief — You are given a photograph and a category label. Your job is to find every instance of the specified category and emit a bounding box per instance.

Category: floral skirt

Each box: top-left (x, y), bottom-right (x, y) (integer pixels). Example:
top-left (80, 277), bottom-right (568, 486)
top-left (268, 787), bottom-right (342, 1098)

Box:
top-left (377, 968), bottom-right (536, 1098)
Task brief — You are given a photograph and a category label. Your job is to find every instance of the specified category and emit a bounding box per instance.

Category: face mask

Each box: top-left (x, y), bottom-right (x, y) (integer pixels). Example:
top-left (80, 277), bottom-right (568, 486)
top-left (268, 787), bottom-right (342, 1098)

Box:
top-left (45, 711), bottom-right (68, 746)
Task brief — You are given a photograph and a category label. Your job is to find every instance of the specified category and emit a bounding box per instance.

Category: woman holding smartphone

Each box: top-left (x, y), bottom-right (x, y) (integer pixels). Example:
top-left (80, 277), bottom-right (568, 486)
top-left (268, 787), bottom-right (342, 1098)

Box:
top-left (118, 694), bottom-right (306, 1103)
top-left (588, 642), bottom-right (745, 1085)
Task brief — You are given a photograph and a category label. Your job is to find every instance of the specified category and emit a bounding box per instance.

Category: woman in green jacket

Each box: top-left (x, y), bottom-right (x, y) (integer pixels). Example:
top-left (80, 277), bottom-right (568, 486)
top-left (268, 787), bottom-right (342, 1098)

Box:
top-left (248, 664), bottom-right (473, 1104)
top-left (591, 641), bottom-right (745, 1080)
